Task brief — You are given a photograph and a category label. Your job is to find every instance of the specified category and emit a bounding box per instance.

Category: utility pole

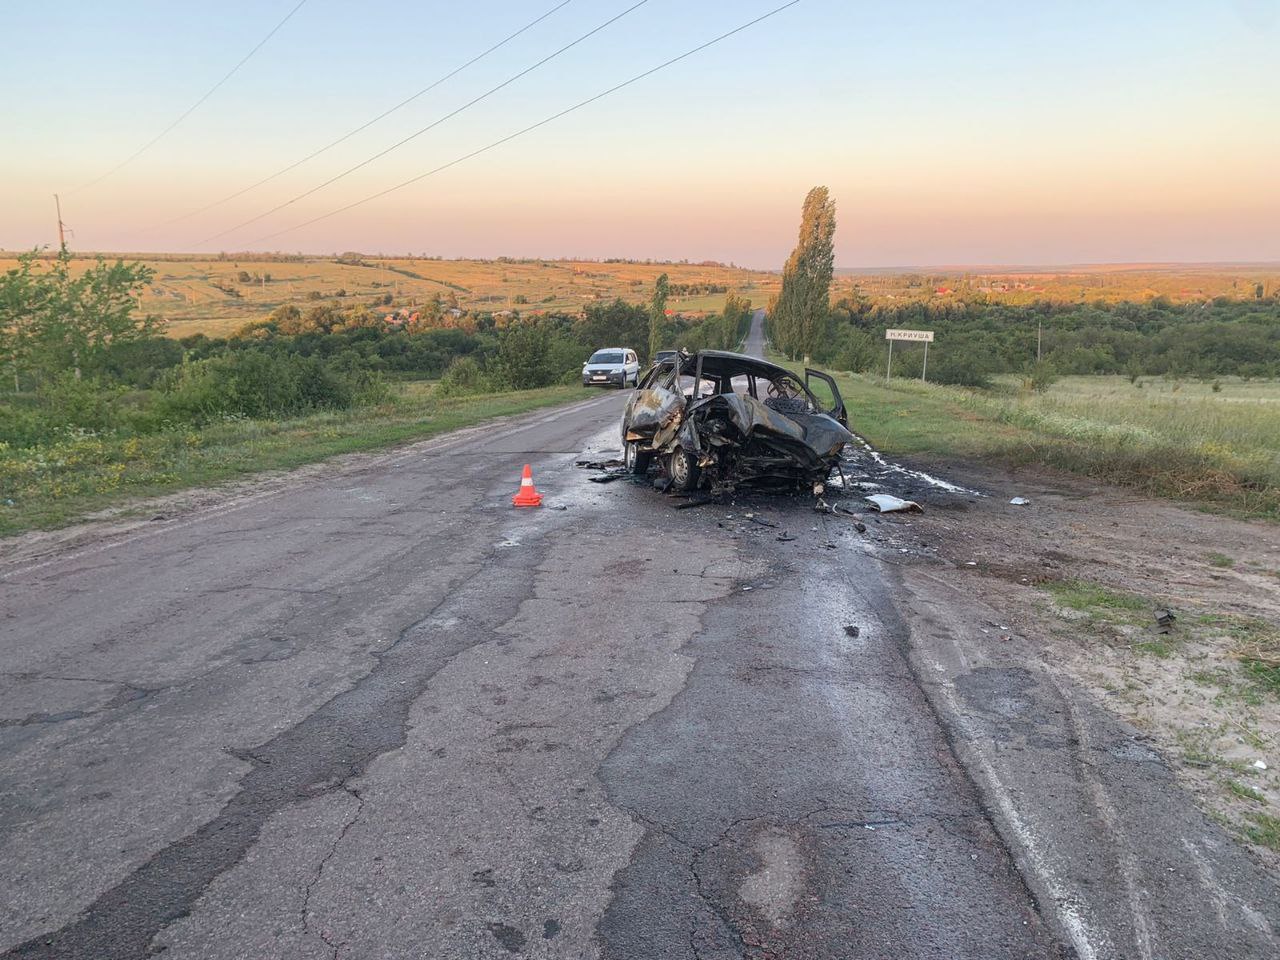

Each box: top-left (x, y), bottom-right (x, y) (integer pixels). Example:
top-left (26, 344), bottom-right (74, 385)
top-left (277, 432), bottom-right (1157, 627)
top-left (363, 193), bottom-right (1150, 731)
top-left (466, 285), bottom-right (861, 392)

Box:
top-left (54, 194), bottom-right (67, 250)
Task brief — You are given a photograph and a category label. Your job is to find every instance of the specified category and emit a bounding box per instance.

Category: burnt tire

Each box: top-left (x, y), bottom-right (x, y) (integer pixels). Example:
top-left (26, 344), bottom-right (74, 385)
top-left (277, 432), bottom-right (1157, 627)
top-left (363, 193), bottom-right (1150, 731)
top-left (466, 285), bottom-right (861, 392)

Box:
top-left (625, 442), bottom-right (653, 476)
top-left (667, 446), bottom-right (701, 493)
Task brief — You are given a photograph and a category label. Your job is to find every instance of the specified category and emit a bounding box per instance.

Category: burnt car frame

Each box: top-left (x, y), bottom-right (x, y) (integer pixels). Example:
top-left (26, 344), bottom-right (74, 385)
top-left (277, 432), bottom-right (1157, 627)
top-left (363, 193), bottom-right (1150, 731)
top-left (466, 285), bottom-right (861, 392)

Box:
top-left (620, 350), bottom-right (853, 493)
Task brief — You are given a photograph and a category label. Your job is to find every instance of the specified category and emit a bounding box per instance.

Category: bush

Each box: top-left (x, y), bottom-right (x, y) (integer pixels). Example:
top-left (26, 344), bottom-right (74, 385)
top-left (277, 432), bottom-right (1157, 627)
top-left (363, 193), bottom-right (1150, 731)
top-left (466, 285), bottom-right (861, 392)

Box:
top-left (436, 356), bottom-right (494, 396)
top-left (90, 337), bottom-right (184, 388)
top-left (1023, 360), bottom-right (1059, 393)
top-left (927, 349), bottom-right (993, 388)
top-left (39, 373), bottom-right (126, 432)
top-left (154, 352), bottom-right (381, 424)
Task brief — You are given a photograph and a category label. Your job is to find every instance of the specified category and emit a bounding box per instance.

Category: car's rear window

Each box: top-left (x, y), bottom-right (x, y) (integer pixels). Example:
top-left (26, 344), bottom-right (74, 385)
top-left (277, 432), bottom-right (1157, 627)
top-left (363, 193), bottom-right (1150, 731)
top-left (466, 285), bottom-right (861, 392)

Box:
top-left (590, 351), bottom-right (624, 364)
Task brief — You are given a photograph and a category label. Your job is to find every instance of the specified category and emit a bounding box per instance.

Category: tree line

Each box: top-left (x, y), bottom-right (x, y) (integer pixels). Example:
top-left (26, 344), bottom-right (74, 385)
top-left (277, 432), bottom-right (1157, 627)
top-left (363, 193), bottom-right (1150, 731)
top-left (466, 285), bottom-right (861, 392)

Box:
top-left (0, 249), bottom-right (753, 448)
top-left (766, 186), bottom-right (1280, 385)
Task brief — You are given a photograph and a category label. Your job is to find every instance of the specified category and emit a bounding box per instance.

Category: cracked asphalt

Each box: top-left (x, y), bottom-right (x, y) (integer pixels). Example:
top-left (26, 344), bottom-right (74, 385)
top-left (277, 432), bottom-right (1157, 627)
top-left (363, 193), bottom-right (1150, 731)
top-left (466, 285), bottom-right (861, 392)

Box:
top-left (0, 383), bottom-right (1057, 959)
top-left (3, 318), bottom-right (1275, 958)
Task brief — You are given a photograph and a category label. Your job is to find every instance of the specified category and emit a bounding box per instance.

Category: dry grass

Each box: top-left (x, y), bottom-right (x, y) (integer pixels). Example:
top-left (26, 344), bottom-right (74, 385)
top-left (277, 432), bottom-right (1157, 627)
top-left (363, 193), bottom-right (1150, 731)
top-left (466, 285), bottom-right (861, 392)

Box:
top-left (0, 381), bottom-right (581, 536)
top-left (0, 254), bottom-right (780, 339)
top-left (815, 372), bottom-right (1280, 520)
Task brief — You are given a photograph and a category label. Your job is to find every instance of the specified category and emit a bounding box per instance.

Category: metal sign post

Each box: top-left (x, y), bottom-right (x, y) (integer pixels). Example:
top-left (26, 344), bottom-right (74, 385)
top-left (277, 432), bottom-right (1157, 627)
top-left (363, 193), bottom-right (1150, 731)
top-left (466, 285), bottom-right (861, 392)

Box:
top-left (885, 329), bottom-right (935, 382)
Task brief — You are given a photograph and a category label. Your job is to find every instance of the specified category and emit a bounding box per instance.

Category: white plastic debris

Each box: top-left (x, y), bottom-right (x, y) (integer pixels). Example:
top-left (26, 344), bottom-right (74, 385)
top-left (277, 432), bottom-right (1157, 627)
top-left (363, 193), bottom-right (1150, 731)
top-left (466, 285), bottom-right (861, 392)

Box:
top-left (864, 494), bottom-right (922, 514)
top-left (1253, 759), bottom-right (1268, 771)
top-left (1009, 497), bottom-right (1031, 506)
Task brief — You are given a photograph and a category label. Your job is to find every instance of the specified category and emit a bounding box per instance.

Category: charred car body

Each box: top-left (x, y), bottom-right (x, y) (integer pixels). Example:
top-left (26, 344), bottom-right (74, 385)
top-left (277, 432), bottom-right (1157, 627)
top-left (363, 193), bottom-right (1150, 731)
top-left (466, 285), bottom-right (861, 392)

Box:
top-left (621, 350), bottom-right (854, 493)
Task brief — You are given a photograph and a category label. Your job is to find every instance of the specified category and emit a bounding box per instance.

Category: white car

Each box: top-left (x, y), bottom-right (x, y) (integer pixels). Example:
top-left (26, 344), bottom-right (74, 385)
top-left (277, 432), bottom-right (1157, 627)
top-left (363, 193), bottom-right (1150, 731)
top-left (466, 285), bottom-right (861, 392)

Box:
top-left (582, 347), bottom-right (640, 388)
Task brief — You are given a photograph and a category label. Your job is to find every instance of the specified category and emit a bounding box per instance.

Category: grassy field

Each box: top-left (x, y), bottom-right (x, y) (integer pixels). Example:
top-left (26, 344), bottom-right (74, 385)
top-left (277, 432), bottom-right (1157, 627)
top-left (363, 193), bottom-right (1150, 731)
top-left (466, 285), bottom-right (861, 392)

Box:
top-left (0, 382), bottom-right (583, 537)
top-left (814, 369), bottom-right (1280, 520)
top-left (834, 263), bottom-right (1280, 306)
top-left (0, 254), bottom-right (780, 339)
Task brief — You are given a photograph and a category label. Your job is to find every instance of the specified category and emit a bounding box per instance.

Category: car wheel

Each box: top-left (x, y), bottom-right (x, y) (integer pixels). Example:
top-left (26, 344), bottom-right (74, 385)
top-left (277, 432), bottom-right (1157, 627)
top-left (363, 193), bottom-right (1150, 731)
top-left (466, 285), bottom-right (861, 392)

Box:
top-left (668, 445), bottom-right (701, 493)
top-left (625, 441), bottom-right (652, 475)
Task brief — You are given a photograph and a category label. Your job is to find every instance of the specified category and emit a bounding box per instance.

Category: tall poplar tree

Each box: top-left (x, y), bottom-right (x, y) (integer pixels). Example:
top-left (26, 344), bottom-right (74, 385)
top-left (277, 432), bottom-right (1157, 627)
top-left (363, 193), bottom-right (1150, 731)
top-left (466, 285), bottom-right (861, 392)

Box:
top-left (647, 272), bottom-right (669, 362)
top-left (771, 187), bottom-right (836, 360)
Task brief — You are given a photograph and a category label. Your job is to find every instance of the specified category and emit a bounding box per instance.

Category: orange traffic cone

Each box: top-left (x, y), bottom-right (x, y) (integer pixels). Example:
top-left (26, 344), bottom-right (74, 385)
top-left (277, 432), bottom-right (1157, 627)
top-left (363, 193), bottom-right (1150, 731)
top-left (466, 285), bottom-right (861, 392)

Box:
top-left (512, 464), bottom-right (543, 508)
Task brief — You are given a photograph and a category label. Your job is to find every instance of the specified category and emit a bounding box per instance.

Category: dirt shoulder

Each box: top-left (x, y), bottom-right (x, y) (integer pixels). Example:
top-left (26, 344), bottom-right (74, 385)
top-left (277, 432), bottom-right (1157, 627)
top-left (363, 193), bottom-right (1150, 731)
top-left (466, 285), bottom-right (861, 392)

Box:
top-left (847, 452), bottom-right (1280, 865)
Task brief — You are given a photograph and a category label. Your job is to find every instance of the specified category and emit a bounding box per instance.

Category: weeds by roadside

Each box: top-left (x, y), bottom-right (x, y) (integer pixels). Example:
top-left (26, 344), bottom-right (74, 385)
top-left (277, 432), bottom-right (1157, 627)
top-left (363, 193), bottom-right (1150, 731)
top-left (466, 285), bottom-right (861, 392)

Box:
top-left (1038, 575), bottom-right (1279, 855)
top-left (0, 382), bottom-right (581, 537)
top-left (812, 371), bottom-right (1280, 521)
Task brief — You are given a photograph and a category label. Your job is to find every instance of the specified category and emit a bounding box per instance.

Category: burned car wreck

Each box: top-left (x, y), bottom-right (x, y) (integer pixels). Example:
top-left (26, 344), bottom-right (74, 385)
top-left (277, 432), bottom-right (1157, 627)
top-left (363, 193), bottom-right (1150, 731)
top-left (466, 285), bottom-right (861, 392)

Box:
top-left (621, 350), bottom-right (854, 493)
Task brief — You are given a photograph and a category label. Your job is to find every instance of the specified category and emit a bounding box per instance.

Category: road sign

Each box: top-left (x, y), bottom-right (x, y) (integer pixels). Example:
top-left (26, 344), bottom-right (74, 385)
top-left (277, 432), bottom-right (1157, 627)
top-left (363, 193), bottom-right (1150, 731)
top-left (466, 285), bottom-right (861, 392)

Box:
top-left (884, 329), bottom-right (935, 382)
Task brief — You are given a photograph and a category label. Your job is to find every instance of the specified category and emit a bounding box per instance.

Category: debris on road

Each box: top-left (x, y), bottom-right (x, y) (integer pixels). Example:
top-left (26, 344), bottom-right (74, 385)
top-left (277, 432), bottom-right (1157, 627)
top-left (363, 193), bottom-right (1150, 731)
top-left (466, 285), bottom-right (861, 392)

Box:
top-left (844, 625), bottom-right (860, 638)
top-left (674, 497), bottom-right (715, 510)
top-left (865, 494), bottom-right (922, 514)
top-left (575, 458), bottom-right (624, 470)
top-left (1254, 759), bottom-right (1269, 771)
top-left (1154, 609), bottom-right (1177, 634)
top-left (1009, 496), bottom-right (1031, 506)
top-left (588, 472), bottom-right (626, 484)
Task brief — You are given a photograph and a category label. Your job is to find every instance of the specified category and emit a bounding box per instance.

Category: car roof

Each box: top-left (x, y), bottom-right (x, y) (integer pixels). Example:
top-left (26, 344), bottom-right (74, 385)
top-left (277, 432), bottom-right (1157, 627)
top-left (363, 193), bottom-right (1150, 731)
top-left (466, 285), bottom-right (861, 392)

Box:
top-left (681, 350), bottom-right (794, 380)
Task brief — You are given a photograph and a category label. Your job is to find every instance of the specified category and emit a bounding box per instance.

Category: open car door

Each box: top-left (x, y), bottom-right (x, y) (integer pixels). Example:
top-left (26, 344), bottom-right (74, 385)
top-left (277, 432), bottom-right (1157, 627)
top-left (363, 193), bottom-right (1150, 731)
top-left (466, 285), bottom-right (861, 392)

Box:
top-left (805, 368), bottom-right (847, 427)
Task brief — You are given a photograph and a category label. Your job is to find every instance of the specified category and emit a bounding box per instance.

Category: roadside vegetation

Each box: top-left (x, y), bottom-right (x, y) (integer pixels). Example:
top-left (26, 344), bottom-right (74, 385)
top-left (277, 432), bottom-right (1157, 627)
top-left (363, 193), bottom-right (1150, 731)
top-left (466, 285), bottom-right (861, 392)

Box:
top-left (1037, 576), bottom-right (1279, 853)
top-left (0, 249), bottom-right (750, 536)
top-left (760, 186), bottom-right (1279, 520)
top-left (848, 374), bottom-right (1279, 519)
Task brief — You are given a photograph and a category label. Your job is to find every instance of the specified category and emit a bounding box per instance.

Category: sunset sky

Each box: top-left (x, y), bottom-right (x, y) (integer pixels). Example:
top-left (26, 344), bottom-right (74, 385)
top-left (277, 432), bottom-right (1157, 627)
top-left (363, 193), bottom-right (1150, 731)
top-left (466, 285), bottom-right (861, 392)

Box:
top-left (2, 0), bottom-right (1277, 268)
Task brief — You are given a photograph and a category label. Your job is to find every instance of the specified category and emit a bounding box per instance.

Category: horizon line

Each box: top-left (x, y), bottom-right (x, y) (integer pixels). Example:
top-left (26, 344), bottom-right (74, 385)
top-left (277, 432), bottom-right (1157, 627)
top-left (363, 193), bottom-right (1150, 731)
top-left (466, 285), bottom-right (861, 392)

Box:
top-left (3, 248), bottom-right (1280, 275)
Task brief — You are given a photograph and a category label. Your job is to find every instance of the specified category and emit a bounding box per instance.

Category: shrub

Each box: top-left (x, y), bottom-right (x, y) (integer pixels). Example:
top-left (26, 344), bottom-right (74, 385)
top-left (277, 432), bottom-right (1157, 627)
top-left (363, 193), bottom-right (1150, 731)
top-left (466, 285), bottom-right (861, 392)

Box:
top-left (927, 349), bottom-right (993, 388)
top-left (1023, 360), bottom-right (1059, 393)
top-left (39, 373), bottom-right (126, 432)
top-left (437, 356), bottom-right (494, 396)
top-left (154, 352), bottom-right (378, 424)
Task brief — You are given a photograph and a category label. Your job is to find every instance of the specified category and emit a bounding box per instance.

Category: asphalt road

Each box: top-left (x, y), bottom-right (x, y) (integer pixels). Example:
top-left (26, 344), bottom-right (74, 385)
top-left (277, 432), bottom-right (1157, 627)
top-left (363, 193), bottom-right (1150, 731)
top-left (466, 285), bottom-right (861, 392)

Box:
top-left (1, 317), bottom-right (1275, 958)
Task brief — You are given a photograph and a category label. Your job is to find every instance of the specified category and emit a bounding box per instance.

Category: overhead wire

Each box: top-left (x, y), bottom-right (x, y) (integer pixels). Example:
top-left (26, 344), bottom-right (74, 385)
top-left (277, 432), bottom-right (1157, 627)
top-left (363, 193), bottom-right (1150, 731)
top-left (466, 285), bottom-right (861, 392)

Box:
top-left (70, 0), bottom-right (312, 194)
top-left (155, 0), bottom-right (575, 230)
top-left (198, 0), bottom-right (651, 245)
top-left (244, 1), bottom-right (802, 246)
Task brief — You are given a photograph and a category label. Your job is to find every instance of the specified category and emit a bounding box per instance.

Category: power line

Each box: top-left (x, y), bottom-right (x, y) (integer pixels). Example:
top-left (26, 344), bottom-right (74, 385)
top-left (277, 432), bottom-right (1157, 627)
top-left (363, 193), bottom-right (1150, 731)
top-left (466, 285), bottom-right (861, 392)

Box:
top-left (199, 0), bottom-right (650, 245)
top-left (246, 1), bottom-right (801, 247)
top-left (70, 0), bottom-right (312, 195)
top-left (156, 0), bottom-right (574, 230)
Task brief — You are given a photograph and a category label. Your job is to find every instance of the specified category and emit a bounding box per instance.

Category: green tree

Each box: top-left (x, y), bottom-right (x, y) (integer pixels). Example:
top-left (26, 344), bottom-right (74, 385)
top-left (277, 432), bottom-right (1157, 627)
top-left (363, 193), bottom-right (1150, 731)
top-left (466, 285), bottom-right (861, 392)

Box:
top-left (648, 272), bottom-right (669, 363)
top-left (771, 187), bottom-right (836, 360)
top-left (498, 320), bottom-right (552, 389)
top-left (719, 293), bottom-right (752, 349)
top-left (578, 299), bottom-right (647, 353)
top-left (0, 248), bottom-right (157, 386)
top-left (0, 252), bottom-right (47, 391)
